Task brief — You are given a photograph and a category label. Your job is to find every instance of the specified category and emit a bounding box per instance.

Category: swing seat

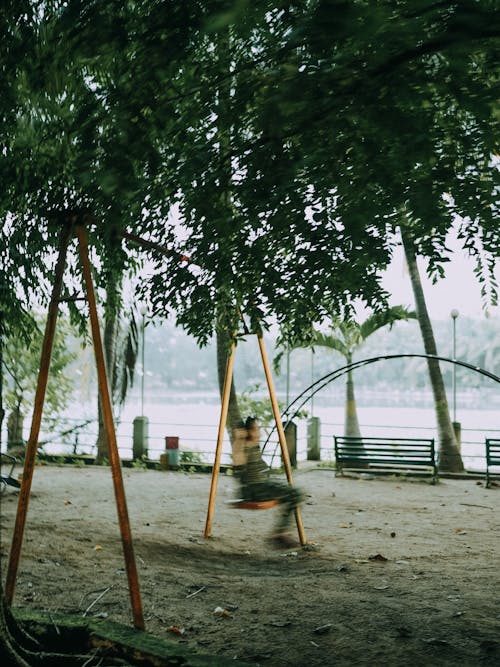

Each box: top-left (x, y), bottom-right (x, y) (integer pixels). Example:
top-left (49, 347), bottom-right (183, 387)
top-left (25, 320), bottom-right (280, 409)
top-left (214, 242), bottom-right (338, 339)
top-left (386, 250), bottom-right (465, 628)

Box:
top-left (227, 498), bottom-right (281, 510)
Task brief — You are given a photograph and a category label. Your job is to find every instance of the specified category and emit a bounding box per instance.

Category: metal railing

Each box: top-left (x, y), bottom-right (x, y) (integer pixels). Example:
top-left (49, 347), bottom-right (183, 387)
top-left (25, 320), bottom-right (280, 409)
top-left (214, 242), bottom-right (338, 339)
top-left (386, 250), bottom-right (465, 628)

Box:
top-left (1, 415), bottom-right (497, 472)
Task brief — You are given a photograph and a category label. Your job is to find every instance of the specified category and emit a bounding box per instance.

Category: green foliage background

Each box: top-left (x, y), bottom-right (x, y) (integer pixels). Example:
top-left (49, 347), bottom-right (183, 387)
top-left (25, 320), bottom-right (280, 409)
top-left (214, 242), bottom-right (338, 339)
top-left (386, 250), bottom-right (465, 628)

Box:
top-left (1, 1), bottom-right (498, 347)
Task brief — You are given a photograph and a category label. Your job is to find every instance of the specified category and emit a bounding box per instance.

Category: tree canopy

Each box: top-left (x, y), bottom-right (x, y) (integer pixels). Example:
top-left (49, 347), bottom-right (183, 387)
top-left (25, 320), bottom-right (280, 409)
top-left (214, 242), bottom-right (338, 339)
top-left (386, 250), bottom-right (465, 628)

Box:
top-left (1, 1), bottom-right (499, 344)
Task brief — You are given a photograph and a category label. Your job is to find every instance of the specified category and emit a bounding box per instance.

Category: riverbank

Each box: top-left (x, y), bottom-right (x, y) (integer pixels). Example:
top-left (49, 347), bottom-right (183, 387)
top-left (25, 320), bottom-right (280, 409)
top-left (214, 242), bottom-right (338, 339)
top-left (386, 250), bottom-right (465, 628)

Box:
top-left (12, 397), bottom-right (497, 471)
top-left (1, 465), bottom-right (499, 665)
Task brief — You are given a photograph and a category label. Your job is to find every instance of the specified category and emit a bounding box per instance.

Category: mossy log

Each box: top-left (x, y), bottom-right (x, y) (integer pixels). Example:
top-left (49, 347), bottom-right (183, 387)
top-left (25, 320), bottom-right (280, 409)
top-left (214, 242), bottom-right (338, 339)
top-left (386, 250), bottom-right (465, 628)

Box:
top-left (2, 605), bottom-right (249, 666)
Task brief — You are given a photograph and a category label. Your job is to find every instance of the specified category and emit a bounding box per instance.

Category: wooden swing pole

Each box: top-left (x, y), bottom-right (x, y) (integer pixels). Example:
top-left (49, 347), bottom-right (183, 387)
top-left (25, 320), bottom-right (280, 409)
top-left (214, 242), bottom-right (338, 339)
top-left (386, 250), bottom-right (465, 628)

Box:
top-left (204, 341), bottom-right (236, 538)
top-left (5, 224), bottom-right (72, 604)
top-left (76, 225), bottom-right (144, 630)
top-left (257, 333), bottom-right (307, 546)
top-left (204, 330), bottom-right (308, 546)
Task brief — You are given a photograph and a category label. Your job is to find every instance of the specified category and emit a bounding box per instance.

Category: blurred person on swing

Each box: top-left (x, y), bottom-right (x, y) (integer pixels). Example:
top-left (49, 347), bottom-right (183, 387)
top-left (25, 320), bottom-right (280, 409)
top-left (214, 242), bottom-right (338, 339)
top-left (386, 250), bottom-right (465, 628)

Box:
top-left (232, 416), bottom-right (304, 548)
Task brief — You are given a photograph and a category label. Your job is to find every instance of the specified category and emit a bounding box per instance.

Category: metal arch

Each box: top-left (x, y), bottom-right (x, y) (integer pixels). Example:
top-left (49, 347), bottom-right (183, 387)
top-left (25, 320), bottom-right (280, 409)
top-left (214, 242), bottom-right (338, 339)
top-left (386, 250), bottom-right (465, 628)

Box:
top-left (262, 353), bottom-right (500, 454)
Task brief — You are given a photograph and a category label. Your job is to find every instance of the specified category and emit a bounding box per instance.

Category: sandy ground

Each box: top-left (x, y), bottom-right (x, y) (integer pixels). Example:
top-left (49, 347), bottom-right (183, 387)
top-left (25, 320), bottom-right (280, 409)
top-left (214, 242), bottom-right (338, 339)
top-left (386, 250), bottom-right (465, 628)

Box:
top-left (0, 464), bottom-right (499, 666)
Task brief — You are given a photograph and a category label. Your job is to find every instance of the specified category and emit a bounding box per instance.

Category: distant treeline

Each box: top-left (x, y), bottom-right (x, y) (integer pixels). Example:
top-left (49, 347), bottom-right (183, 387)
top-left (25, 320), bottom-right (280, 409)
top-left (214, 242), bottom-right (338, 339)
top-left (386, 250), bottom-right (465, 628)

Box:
top-left (133, 317), bottom-right (499, 397)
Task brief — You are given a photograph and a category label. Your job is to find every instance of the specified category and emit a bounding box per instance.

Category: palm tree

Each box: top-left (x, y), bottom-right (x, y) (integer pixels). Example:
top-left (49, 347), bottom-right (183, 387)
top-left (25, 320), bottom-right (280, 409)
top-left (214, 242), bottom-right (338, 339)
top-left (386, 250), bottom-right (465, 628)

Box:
top-left (311, 307), bottom-right (417, 436)
top-left (95, 273), bottom-right (140, 463)
top-left (401, 229), bottom-right (464, 472)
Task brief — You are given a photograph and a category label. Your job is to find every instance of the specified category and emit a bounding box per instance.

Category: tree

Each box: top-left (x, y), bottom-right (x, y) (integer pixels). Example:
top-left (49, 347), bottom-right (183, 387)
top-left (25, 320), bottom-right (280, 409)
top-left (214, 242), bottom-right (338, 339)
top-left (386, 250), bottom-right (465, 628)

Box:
top-left (2, 315), bottom-right (76, 451)
top-left (95, 288), bottom-right (141, 463)
top-left (145, 2), bottom-right (497, 463)
top-left (6, 1), bottom-right (496, 358)
top-left (141, 1), bottom-right (499, 347)
top-left (3, 2), bottom-right (499, 345)
top-left (0, 0), bottom-right (178, 461)
top-left (1, 1), bottom-right (499, 660)
top-left (401, 229), bottom-right (464, 471)
top-left (296, 307), bottom-right (417, 437)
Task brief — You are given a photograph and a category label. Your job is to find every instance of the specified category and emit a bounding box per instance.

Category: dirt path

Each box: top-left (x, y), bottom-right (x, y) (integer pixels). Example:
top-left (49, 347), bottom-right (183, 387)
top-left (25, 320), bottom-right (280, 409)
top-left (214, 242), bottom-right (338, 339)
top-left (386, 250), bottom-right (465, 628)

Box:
top-left (1, 465), bottom-right (499, 666)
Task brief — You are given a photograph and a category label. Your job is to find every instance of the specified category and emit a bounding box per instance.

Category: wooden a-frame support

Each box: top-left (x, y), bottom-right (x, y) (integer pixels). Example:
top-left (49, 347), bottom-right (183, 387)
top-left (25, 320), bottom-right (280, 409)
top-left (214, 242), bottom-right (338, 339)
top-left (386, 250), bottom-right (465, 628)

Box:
top-left (204, 335), bottom-right (307, 546)
top-left (5, 222), bottom-right (145, 630)
top-left (121, 231), bottom-right (306, 543)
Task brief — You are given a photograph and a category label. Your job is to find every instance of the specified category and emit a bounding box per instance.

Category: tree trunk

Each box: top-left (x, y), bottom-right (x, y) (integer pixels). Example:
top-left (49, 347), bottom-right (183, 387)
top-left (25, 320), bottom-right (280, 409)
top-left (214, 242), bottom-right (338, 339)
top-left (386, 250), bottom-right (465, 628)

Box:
top-left (95, 399), bottom-right (108, 463)
top-left (0, 585), bottom-right (152, 666)
top-left (0, 587), bottom-right (71, 666)
top-left (213, 30), bottom-right (242, 448)
top-left (7, 408), bottom-right (24, 451)
top-left (95, 275), bottom-right (120, 463)
top-left (216, 330), bottom-right (242, 443)
top-left (344, 355), bottom-right (361, 438)
top-left (0, 327), bottom-right (4, 452)
top-left (0, 587), bottom-right (48, 667)
top-left (401, 230), bottom-right (464, 472)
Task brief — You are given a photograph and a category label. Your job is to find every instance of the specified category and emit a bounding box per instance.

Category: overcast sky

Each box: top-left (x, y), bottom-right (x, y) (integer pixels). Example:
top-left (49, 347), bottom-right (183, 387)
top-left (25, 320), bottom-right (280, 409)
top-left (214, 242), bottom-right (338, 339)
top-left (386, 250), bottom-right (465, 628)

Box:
top-left (167, 210), bottom-right (498, 323)
top-left (383, 228), bottom-right (499, 322)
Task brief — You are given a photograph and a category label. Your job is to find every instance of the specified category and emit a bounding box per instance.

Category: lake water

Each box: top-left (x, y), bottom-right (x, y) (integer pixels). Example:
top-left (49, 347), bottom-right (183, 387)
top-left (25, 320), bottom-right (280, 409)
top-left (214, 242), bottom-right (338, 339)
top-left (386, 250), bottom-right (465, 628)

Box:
top-left (23, 390), bottom-right (498, 473)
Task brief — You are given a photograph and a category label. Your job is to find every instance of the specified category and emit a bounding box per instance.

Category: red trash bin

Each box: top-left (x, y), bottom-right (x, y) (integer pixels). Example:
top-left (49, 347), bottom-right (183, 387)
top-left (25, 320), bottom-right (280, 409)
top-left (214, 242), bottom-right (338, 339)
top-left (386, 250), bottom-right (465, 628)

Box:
top-left (165, 437), bottom-right (179, 468)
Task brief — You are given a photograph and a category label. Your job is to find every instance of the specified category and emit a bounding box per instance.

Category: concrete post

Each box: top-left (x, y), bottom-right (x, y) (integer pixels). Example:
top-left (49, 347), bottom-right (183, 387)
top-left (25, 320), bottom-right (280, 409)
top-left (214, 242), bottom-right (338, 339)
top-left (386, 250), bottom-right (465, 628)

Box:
top-left (133, 416), bottom-right (149, 460)
top-left (284, 421), bottom-right (297, 468)
top-left (452, 421), bottom-right (461, 453)
top-left (307, 416), bottom-right (321, 460)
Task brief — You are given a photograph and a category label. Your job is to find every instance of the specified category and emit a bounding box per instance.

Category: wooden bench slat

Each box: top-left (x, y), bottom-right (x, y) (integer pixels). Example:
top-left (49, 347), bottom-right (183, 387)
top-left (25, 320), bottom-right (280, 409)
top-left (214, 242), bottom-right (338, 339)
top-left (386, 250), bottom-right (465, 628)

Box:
top-left (338, 459), bottom-right (433, 465)
top-left (335, 436), bottom-right (433, 444)
top-left (485, 438), bottom-right (500, 487)
top-left (337, 453), bottom-right (434, 456)
top-left (336, 450), bottom-right (434, 456)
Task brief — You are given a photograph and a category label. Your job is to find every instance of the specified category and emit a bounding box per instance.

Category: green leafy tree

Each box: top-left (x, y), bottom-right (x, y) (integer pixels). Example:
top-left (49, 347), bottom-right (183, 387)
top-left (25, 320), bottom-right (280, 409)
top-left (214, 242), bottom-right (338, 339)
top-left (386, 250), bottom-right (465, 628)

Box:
top-left (6, 1), bottom-right (496, 366)
top-left (140, 1), bottom-right (498, 350)
top-left (2, 315), bottom-right (76, 451)
top-left (238, 382), bottom-right (309, 429)
top-left (146, 3), bottom-right (497, 472)
top-left (3, 2), bottom-right (498, 346)
top-left (0, 0), bottom-right (173, 461)
top-left (1, 2), bottom-right (499, 662)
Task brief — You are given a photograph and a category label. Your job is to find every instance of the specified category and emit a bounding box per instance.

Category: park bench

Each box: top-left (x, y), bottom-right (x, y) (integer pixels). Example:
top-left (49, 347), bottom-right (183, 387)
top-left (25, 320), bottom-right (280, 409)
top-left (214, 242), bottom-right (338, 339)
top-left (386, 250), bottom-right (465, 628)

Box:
top-left (485, 438), bottom-right (500, 488)
top-left (0, 452), bottom-right (21, 493)
top-left (334, 435), bottom-right (438, 481)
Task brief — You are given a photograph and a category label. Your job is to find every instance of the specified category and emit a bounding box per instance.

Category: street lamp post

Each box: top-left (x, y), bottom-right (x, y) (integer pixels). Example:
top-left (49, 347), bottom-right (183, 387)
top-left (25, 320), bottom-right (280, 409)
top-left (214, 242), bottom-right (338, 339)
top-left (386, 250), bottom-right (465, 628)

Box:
top-left (286, 348), bottom-right (290, 408)
top-left (133, 306), bottom-right (149, 460)
top-left (307, 348), bottom-right (321, 461)
top-left (450, 309), bottom-right (461, 451)
top-left (310, 349), bottom-right (315, 416)
top-left (450, 309), bottom-right (458, 421)
top-left (0, 315), bottom-right (4, 452)
top-left (140, 305), bottom-right (147, 416)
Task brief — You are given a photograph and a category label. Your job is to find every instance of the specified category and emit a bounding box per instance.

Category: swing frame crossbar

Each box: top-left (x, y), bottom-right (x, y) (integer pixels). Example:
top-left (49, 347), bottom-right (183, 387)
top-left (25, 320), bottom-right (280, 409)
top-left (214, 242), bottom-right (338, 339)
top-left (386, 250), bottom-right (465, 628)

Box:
top-left (204, 335), bottom-right (307, 545)
top-left (4, 221), bottom-right (145, 630)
